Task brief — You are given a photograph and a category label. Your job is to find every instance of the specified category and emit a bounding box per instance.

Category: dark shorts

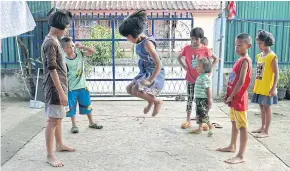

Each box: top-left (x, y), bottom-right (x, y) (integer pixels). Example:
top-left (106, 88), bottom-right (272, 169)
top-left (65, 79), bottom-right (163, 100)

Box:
top-left (195, 98), bottom-right (210, 124)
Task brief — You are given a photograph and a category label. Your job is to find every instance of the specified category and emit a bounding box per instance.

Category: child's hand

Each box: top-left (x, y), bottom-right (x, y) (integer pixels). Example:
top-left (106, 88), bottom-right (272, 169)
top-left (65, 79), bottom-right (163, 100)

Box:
top-left (226, 95), bottom-right (233, 103)
top-left (269, 88), bottom-right (277, 96)
top-left (75, 42), bottom-right (84, 49)
top-left (208, 98), bottom-right (213, 109)
top-left (59, 92), bottom-right (68, 106)
top-left (141, 79), bottom-right (153, 86)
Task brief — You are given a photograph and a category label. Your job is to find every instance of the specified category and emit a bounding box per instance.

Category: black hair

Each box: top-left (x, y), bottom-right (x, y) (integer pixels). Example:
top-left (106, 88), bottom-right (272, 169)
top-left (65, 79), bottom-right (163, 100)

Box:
top-left (119, 10), bottom-right (147, 38)
top-left (60, 37), bottom-right (72, 47)
top-left (236, 33), bottom-right (252, 44)
top-left (48, 10), bottom-right (72, 30)
top-left (256, 30), bottom-right (275, 46)
top-left (190, 27), bottom-right (204, 38)
top-left (201, 37), bottom-right (208, 45)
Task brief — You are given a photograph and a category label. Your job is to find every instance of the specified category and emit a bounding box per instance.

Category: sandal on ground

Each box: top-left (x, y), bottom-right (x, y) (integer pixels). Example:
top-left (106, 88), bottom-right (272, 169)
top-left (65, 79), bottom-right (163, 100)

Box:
top-left (89, 123), bottom-right (103, 129)
top-left (181, 122), bottom-right (191, 129)
top-left (212, 123), bottom-right (223, 129)
top-left (189, 129), bottom-right (202, 134)
top-left (71, 126), bottom-right (79, 134)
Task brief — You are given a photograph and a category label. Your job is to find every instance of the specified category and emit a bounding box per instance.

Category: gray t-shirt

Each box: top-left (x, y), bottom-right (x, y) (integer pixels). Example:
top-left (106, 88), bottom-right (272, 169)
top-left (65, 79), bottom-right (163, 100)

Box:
top-left (42, 36), bottom-right (68, 105)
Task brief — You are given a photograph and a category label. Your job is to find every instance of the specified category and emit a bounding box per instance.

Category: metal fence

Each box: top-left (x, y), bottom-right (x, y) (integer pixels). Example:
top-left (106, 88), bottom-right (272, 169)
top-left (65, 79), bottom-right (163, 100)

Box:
top-left (67, 12), bottom-right (194, 97)
top-left (224, 18), bottom-right (290, 68)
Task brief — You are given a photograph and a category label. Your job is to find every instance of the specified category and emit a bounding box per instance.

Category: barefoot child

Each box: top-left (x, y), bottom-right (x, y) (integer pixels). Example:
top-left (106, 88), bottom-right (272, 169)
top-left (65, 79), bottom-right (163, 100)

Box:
top-left (119, 10), bottom-right (165, 116)
top-left (189, 58), bottom-right (214, 136)
top-left (251, 30), bottom-right (278, 138)
top-left (60, 37), bottom-right (103, 133)
top-left (42, 10), bottom-right (75, 167)
top-left (178, 27), bottom-right (219, 129)
top-left (217, 33), bottom-right (253, 164)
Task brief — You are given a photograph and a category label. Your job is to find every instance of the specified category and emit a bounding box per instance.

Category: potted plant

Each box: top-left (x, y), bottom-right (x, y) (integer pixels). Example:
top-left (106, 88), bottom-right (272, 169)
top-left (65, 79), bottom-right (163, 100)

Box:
top-left (277, 69), bottom-right (288, 100)
top-left (285, 69), bottom-right (290, 100)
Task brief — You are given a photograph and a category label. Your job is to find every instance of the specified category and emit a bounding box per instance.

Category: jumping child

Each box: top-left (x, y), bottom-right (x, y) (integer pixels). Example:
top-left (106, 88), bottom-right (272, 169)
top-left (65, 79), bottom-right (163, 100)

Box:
top-left (119, 10), bottom-right (165, 116)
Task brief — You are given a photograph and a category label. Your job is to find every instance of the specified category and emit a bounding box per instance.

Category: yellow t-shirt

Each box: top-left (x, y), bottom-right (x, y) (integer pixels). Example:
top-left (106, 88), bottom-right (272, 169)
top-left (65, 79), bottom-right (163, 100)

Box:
top-left (253, 51), bottom-right (277, 96)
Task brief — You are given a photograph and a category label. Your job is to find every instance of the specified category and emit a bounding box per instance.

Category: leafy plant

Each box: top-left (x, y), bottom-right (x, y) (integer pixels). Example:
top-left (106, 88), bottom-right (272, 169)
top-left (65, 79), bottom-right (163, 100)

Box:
top-left (83, 25), bottom-right (125, 76)
top-left (278, 69), bottom-right (290, 89)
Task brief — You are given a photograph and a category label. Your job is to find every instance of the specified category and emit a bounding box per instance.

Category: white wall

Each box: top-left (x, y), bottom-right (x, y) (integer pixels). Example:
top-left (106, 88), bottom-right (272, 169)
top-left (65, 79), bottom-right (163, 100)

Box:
top-left (192, 13), bottom-right (218, 49)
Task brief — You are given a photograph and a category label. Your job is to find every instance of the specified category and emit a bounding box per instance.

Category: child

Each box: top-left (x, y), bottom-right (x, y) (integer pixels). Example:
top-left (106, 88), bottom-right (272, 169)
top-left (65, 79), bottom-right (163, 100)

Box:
top-left (60, 37), bottom-right (103, 133)
top-left (251, 30), bottom-right (278, 138)
top-left (178, 27), bottom-right (219, 129)
top-left (119, 10), bottom-right (165, 116)
top-left (217, 33), bottom-right (253, 164)
top-left (189, 58), bottom-right (214, 136)
top-left (201, 37), bottom-right (208, 46)
top-left (41, 10), bottom-right (75, 167)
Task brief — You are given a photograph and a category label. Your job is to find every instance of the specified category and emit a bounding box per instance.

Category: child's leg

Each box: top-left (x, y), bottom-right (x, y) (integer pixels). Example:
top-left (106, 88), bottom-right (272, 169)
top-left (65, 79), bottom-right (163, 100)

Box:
top-left (71, 116), bottom-right (77, 127)
top-left (144, 101), bottom-right (154, 114)
top-left (126, 82), bottom-right (135, 95)
top-left (217, 121), bottom-right (238, 152)
top-left (255, 105), bottom-right (271, 138)
top-left (67, 90), bottom-right (79, 133)
top-left (225, 127), bottom-right (248, 164)
top-left (45, 117), bottom-right (64, 167)
top-left (186, 82), bottom-right (195, 122)
top-left (132, 85), bottom-right (162, 116)
top-left (55, 119), bottom-right (76, 152)
top-left (252, 104), bottom-right (266, 133)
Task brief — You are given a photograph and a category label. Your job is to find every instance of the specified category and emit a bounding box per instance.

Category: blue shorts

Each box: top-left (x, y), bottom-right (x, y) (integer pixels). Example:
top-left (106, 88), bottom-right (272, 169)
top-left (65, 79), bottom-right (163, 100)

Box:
top-left (67, 88), bottom-right (92, 117)
top-left (251, 93), bottom-right (278, 105)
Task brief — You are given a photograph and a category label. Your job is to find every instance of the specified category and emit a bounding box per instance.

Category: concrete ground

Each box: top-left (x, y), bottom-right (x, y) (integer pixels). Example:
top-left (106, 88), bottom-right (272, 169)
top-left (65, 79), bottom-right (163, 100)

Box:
top-left (1, 98), bottom-right (290, 171)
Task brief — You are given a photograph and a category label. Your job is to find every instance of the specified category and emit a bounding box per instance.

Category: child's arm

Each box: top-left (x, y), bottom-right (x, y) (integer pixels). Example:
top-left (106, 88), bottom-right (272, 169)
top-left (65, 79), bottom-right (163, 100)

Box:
top-left (177, 54), bottom-right (188, 71)
top-left (269, 57), bottom-right (279, 96)
top-left (46, 42), bottom-right (68, 106)
top-left (207, 87), bottom-right (212, 108)
top-left (211, 53), bottom-right (219, 66)
top-left (226, 60), bottom-right (249, 103)
top-left (50, 70), bottom-right (68, 106)
top-left (144, 40), bottom-right (162, 83)
top-left (75, 43), bottom-right (96, 56)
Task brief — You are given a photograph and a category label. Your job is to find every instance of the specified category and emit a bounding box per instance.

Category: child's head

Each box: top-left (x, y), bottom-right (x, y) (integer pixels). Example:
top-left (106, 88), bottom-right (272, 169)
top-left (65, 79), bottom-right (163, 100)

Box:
top-left (235, 33), bottom-right (252, 56)
top-left (201, 37), bottom-right (208, 46)
top-left (48, 10), bottom-right (72, 37)
top-left (197, 58), bottom-right (212, 74)
top-left (190, 27), bottom-right (204, 47)
top-left (119, 10), bottom-right (147, 43)
top-left (256, 30), bottom-right (275, 51)
top-left (60, 37), bottom-right (74, 55)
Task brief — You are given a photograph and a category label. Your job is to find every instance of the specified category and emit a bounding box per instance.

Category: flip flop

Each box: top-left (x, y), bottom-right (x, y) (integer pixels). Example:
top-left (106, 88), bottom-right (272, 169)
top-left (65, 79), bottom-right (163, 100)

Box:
top-left (89, 123), bottom-right (103, 129)
top-left (181, 122), bottom-right (191, 129)
top-left (71, 126), bottom-right (79, 134)
top-left (212, 123), bottom-right (223, 129)
top-left (189, 129), bottom-right (202, 134)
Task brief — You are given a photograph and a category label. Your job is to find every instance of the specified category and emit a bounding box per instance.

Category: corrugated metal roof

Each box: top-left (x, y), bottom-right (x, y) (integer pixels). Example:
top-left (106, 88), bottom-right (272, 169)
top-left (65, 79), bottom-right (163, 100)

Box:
top-left (55, 1), bottom-right (220, 11)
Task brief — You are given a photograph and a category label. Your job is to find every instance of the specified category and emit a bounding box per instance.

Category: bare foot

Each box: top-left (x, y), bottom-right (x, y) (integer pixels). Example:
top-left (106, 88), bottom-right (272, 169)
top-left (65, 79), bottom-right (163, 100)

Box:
top-left (152, 100), bottom-right (163, 117)
top-left (252, 128), bottom-right (264, 133)
top-left (254, 132), bottom-right (269, 138)
top-left (47, 156), bottom-right (64, 167)
top-left (56, 144), bottom-right (76, 152)
top-left (216, 146), bottom-right (236, 152)
top-left (224, 156), bottom-right (245, 164)
top-left (143, 102), bottom-right (153, 114)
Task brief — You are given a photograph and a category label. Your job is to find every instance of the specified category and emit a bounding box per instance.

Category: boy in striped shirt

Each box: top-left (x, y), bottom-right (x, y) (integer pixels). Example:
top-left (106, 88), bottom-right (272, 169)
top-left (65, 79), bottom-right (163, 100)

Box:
top-left (189, 58), bottom-right (214, 136)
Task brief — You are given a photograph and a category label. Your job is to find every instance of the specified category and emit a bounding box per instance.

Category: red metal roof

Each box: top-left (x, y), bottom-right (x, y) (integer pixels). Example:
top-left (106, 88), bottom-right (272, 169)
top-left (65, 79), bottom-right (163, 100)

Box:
top-left (55, 1), bottom-right (220, 11)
